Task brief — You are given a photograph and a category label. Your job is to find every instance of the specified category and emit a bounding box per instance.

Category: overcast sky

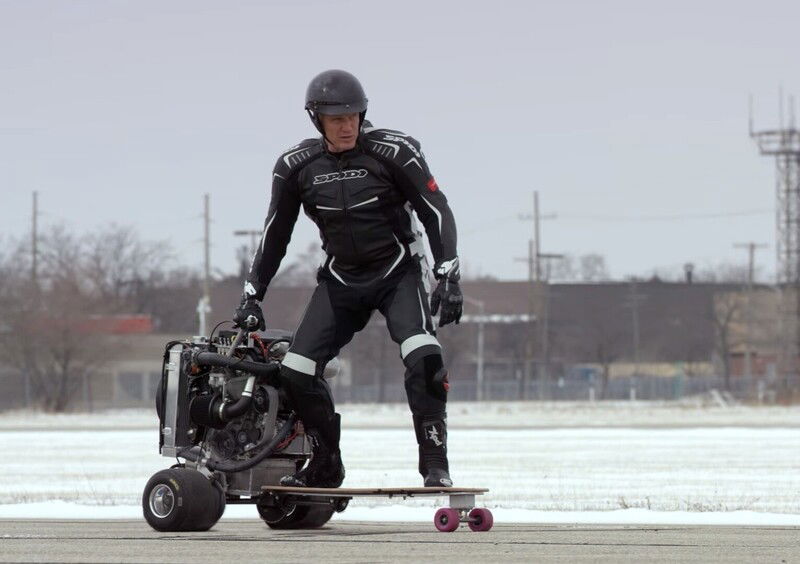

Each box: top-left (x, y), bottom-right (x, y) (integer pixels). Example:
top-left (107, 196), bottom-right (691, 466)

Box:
top-left (2, 0), bottom-right (799, 282)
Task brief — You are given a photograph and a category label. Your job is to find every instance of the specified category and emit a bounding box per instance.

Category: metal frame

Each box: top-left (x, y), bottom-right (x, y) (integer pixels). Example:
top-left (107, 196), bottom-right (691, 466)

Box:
top-left (160, 344), bottom-right (184, 457)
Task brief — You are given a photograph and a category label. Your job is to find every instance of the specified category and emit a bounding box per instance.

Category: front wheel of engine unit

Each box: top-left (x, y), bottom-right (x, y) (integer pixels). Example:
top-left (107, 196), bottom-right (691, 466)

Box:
top-left (142, 468), bottom-right (222, 532)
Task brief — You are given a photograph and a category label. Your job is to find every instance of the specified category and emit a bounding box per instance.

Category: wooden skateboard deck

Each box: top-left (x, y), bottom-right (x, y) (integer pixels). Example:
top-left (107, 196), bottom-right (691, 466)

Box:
top-left (262, 485), bottom-right (488, 497)
top-left (260, 485), bottom-right (493, 532)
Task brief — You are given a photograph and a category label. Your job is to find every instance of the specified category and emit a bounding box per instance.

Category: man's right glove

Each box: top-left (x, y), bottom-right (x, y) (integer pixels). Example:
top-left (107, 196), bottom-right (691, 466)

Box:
top-left (430, 278), bottom-right (463, 327)
top-left (233, 297), bottom-right (266, 331)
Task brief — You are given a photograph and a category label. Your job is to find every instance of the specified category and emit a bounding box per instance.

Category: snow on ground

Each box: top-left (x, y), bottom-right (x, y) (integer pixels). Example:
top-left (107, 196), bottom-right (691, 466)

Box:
top-left (0, 402), bottom-right (798, 524)
top-left (2, 400), bottom-right (799, 430)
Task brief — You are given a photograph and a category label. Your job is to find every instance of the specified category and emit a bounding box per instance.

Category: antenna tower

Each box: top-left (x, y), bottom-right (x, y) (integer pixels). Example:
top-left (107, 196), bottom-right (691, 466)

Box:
top-left (750, 91), bottom-right (800, 377)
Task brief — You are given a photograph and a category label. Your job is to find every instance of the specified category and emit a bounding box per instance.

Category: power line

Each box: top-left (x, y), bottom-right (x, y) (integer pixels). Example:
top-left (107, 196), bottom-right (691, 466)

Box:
top-left (557, 209), bottom-right (773, 222)
top-left (460, 215), bottom-right (518, 236)
top-left (461, 208), bottom-right (772, 236)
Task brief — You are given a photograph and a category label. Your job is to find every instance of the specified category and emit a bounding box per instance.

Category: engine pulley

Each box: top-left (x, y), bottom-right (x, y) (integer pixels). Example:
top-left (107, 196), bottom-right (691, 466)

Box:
top-left (252, 386), bottom-right (271, 414)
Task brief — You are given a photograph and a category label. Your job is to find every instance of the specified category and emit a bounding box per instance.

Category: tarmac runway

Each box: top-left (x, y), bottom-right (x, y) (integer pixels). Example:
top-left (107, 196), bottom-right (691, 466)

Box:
top-left (1, 520), bottom-right (798, 563)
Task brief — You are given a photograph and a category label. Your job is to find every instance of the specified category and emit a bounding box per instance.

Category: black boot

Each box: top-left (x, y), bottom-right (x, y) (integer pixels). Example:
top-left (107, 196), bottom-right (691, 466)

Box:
top-left (281, 413), bottom-right (345, 488)
top-left (414, 416), bottom-right (453, 488)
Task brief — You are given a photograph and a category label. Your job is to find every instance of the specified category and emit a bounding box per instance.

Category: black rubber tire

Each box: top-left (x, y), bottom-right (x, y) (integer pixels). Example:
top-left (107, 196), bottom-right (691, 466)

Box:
top-left (257, 501), bottom-right (290, 524)
top-left (142, 468), bottom-right (221, 532)
top-left (211, 479), bottom-right (227, 524)
top-left (266, 505), bottom-right (335, 529)
top-left (293, 505), bottom-right (336, 528)
top-left (181, 470), bottom-right (221, 531)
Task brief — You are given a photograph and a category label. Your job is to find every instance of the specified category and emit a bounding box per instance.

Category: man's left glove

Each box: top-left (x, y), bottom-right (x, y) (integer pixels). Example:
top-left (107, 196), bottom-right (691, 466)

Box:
top-left (430, 278), bottom-right (463, 327)
top-left (233, 297), bottom-right (266, 331)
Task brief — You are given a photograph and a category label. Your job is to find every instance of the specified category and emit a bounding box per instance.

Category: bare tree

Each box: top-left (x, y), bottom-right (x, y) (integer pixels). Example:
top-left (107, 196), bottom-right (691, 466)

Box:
top-left (710, 291), bottom-right (744, 390)
top-left (701, 263), bottom-right (751, 284)
top-left (585, 314), bottom-right (626, 398)
top-left (83, 224), bottom-right (171, 310)
top-left (271, 242), bottom-right (325, 287)
top-left (459, 260), bottom-right (498, 282)
top-left (579, 254), bottom-right (609, 282)
top-left (0, 231), bottom-right (102, 411)
top-left (550, 255), bottom-right (577, 281)
top-left (651, 261), bottom-right (755, 284)
top-left (549, 253), bottom-right (609, 282)
top-left (0, 225), bottom-right (181, 411)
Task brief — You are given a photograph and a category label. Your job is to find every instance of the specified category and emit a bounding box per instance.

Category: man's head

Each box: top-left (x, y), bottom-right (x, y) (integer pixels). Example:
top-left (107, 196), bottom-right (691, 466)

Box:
top-left (305, 70), bottom-right (368, 151)
top-left (319, 113), bottom-right (360, 152)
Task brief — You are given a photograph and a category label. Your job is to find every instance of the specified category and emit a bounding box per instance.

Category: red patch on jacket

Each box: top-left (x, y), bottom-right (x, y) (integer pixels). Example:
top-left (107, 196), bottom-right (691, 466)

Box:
top-left (427, 177), bottom-right (438, 192)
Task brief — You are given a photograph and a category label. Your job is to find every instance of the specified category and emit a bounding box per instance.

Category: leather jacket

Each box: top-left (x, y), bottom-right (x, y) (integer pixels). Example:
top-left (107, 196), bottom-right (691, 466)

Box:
top-left (245, 126), bottom-right (458, 298)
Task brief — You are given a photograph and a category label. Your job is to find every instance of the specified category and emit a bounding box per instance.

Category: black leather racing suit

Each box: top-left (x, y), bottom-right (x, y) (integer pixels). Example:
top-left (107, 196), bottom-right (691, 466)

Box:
top-left (245, 126), bottom-right (458, 442)
top-left (246, 127), bottom-right (457, 294)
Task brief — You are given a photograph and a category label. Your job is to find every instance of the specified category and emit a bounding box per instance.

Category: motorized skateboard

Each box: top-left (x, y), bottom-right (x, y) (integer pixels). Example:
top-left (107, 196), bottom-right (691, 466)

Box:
top-left (260, 485), bottom-right (493, 532)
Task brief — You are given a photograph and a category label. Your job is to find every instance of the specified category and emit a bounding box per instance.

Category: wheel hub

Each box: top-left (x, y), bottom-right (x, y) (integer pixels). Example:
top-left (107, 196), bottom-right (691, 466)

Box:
top-left (149, 484), bottom-right (175, 518)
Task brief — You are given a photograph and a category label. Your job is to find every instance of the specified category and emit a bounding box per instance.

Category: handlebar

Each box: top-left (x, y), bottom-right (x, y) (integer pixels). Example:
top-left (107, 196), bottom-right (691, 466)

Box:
top-left (227, 327), bottom-right (248, 358)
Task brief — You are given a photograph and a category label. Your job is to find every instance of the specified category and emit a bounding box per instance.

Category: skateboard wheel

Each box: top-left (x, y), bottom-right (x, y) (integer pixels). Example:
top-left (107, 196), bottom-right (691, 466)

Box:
top-left (467, 508), bottom-right (493, 532)
top-left (434, 508), bottom-right (460, 532)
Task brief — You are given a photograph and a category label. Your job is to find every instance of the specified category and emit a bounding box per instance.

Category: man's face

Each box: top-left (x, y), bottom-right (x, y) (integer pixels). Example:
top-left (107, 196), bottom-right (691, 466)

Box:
top-left (319, 113), bottom-right (359, 152)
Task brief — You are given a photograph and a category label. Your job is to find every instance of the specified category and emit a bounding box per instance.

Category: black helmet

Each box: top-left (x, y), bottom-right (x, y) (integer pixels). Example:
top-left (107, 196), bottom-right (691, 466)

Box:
top-left (305, 69), bottom-right (368, 133)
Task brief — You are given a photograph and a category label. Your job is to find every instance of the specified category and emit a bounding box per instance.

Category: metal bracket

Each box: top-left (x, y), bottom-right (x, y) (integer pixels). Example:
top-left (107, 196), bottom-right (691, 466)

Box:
top-left (448, 493), bottom-right (475, 509)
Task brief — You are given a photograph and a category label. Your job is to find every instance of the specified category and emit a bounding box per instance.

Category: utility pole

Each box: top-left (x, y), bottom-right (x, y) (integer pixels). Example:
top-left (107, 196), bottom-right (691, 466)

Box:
top-left (538, 253), bottom-right (563, 386)
top-left (31, 191), bottom-right (39, 287)
top-left (234, 229), bottom-right (262, 257)
top-left (734, 242), bottom-right (767, 285)
top-left (624, 282), bottom-right (646, 400)
top-left (197, 194), bottom-right (212, 336)
top-left (517, 191), bottom-right (560, 399)
top-left (514, 238), bottom-right (536, 399)
top-left (463, 295), bottom-right (486, 401)
top-left (514, 241), bottom-right (535, 302)
top-left (26, 191), bottom-right (39, 408)
top-left (734, 242), bottom-right (767, 379)
top-left (533, 192), bottom-right (541, 281)
top-left (517, 192), bottom-right (557, 282)
top-left (459, 302), bottom-right (533, 402)
top-left (204, 193), bottom-right (211, 300)
top-left (234, 228), bottom-right (262, 278)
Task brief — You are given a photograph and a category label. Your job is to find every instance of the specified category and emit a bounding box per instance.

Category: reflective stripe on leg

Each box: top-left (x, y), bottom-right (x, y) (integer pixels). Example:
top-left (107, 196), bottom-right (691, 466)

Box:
top-left (282, 351), bottom-right (317, 376)
top-left (400, 334), bottom-right (441, 360)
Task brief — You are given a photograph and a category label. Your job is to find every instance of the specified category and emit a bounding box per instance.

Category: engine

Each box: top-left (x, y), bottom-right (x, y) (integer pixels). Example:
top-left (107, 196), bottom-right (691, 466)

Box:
top-left (155, 329), bottom-right (336, 497)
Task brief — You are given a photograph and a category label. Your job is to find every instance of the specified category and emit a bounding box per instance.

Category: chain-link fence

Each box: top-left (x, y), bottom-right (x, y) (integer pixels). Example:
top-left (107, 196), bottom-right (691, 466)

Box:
top-left (330, 369), bottom-right (800, 404)
top-left (2, 368), bottom-right (798, 412)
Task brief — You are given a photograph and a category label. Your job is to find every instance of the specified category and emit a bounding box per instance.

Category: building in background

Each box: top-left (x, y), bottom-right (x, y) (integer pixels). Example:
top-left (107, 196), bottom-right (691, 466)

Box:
top-left (1, 280), bottom-right (794, 412)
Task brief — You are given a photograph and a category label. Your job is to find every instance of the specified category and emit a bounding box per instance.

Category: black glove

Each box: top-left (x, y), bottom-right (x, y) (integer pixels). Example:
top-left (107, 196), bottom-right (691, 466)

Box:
top-left (430, 278), bottom-right (463, 327)
top-left (233, 297), bottom-right (266, 331)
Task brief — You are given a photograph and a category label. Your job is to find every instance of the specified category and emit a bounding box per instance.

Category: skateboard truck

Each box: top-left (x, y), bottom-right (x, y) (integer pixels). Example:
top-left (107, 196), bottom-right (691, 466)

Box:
top-left (434, 493), bottom-right (493, 532)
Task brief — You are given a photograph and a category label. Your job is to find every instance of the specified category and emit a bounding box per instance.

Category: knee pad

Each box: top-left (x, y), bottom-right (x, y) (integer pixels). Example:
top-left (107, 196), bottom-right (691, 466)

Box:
top-left (405, 353), bottom-right (448, 415)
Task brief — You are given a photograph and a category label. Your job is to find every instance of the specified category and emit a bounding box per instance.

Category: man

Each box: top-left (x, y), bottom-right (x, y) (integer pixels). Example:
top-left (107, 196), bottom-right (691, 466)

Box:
top-left (233, 69), bottom-right (462, 488)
